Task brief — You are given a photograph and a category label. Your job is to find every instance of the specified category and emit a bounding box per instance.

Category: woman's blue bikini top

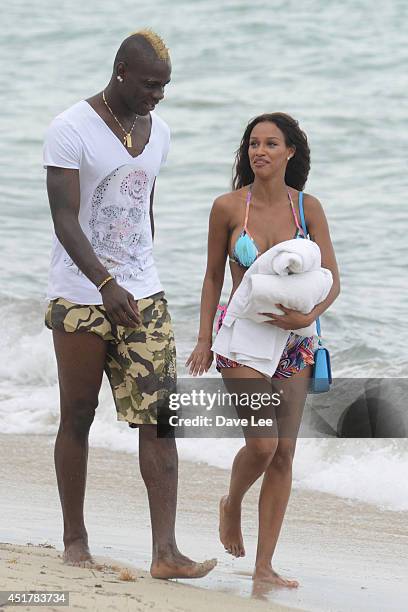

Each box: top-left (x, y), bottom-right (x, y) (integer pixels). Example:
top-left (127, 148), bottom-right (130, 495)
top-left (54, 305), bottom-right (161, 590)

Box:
top-left (229, 186), bottom-right (307, 268)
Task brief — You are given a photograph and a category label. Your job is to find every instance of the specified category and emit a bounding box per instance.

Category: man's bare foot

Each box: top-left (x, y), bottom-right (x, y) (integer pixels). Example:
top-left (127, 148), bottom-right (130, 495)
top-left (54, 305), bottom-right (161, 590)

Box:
top-left (150, 551), bottom-right (217, 579)
top-left (63, 538), bottom-right (94, 568)
top-left (219, 495), bottom-right (245, 557)
top-left (252, 566), bottom-right (299, 588)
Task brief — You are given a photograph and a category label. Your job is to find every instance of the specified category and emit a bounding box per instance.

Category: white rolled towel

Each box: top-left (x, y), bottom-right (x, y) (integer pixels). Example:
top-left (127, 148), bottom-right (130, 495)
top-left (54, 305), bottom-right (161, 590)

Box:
top-left (241, 268), bottom-right (333, 324)
top-left (255, 239), bottom-right (321, 276)
top-left (212, 238), bottom-right (331, 377)
top-left (224, 239), bottom-right (322, 325)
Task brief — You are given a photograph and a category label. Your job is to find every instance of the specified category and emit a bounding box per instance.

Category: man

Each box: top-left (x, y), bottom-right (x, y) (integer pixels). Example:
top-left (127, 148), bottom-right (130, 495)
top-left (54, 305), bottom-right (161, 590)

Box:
top-left (43, 29), bottom-right (216, 579)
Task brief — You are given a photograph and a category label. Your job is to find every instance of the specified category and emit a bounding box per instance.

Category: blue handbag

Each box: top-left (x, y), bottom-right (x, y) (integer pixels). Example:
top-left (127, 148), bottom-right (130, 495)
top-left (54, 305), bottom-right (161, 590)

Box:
top-left (311, 319), bottom-right (332, 393)
top-left (298, 192), bottom-right (332, 394)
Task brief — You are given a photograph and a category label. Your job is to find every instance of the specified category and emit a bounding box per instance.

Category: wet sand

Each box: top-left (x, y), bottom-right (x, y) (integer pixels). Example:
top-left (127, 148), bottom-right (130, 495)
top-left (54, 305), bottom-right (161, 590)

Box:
top-left (1, 434), bottom-right (407, 611)
top-left (0, 542), bottom-right (298, 612)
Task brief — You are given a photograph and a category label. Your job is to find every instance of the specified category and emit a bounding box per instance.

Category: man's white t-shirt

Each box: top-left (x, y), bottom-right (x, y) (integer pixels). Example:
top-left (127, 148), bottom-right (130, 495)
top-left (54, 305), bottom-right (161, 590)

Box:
top-left (43, 100), bottom-right (170, 304)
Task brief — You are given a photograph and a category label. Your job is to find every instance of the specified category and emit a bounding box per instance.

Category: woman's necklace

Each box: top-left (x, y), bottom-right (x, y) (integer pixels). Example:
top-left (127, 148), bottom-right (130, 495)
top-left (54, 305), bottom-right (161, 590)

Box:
top-left (102, 91), bottom-right (138, 148)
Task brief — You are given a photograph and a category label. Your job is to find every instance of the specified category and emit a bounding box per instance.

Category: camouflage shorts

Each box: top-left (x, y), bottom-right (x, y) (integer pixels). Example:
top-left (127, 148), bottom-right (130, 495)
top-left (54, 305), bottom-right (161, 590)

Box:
top-left (45, 291), bottom-right (176, 426)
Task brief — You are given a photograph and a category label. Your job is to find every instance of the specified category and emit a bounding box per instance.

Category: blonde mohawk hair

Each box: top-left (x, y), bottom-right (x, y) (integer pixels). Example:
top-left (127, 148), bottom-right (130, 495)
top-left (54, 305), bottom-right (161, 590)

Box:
top-left (132, 28), bottom-right (170, 61)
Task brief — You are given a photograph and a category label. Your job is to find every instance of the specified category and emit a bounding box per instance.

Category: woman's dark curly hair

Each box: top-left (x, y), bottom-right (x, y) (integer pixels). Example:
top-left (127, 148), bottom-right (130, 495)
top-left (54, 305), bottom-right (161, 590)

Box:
top-left (232, 112), bottom-right (310, 191)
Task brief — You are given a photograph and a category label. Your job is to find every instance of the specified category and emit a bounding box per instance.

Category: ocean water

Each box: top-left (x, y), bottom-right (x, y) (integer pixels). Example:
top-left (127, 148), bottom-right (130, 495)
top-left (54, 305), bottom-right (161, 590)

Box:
top-left (1, 1), bottom-right (408, 511)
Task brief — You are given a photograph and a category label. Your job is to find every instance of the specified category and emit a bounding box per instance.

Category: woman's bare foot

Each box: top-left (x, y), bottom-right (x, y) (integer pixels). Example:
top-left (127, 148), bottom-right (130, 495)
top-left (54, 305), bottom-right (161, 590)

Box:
top-left (63, 538), bottom-right (94, 567)
top-left (219, 495), bottom-right (245, 557)
top-left (253, 566), bottom-right (299, 588)
top-left (150, 551), bottom-right (217, 579)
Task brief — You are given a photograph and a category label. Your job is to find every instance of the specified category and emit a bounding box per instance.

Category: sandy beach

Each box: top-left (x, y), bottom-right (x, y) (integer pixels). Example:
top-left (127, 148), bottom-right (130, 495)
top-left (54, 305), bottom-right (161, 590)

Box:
top-left (0, 542), bottom-right (297, 612)
top-left (1, 434), bottom-right (407, 612)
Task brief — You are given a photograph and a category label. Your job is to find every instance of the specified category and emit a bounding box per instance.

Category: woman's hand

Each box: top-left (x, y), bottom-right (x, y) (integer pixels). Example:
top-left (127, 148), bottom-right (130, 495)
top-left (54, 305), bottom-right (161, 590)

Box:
top-left (261, 304), bottom-right (313, 331)
top-left (185, 340), bottom-right (213, 376)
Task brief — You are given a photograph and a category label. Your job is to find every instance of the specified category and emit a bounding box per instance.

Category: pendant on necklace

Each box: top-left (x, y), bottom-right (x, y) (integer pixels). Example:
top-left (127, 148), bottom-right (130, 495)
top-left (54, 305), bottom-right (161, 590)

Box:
top-left (125, 134), bottom-right (132, 148)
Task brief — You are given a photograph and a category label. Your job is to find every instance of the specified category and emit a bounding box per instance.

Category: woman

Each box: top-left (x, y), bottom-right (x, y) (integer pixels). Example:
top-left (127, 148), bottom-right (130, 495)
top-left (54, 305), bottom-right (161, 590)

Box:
top-left (186, 113), bottom-right (340, 587)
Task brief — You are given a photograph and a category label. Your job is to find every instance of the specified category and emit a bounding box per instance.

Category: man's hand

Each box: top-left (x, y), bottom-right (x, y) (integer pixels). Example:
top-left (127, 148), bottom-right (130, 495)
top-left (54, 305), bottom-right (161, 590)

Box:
top-left (100, 280), bottom-right (141, 327)
top-left (260, 304), bottom-right (313, 331)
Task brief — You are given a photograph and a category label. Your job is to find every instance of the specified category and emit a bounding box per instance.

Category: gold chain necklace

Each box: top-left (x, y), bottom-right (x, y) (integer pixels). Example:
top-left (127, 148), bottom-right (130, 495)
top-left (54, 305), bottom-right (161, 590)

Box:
top-left (102, 90), bottom-right (138, 148)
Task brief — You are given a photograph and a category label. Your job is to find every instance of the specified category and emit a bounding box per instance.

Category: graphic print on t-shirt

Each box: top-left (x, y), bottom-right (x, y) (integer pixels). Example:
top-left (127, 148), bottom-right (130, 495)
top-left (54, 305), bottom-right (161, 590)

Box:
top-left (64, 165), bottom-right (152, 282)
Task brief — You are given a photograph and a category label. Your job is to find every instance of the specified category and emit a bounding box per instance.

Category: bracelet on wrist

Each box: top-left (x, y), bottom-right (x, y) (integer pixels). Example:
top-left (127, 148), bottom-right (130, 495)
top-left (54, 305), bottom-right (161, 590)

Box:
top-left (97, 275), bottom-right (114, 292)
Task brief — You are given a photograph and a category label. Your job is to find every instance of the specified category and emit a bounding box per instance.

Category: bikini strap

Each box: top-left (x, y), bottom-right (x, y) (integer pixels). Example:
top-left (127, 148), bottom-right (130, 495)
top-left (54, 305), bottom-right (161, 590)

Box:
top-left (288, 189), bottom-right (307, 238)
top-left (298, 191), bottom-right (308, 237)
top-left (243, 185), bottom-right (253, 230)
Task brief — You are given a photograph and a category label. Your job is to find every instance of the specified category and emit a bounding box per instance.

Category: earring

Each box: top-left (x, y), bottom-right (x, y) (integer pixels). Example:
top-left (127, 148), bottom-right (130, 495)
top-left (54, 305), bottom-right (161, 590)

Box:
top-left (287, 156), bottom-right (291, 160)
top-left (117, 75), bottom-right (123, 83)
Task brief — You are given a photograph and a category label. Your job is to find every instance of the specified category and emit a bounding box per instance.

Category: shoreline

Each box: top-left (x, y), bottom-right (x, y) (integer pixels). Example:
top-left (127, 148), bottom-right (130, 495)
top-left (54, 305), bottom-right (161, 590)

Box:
top-left (1, 434), bottom-right (408, 611)
top-left (0, 542), bottom-right (297, 612)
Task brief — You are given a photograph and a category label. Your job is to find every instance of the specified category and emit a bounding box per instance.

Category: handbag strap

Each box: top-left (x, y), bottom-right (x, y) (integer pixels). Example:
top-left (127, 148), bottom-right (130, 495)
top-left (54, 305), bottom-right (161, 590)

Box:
top-left (298, 192), bottom-right (322, 342)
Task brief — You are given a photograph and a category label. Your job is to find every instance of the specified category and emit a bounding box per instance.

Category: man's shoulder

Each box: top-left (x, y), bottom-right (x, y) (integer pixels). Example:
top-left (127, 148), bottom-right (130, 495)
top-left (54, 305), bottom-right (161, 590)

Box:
top-left (49, 100), bottom-right (89, 132)
top-left (44, 100), bottom-right (91, 160)
top-left (151, 111), bottom-right (170, 137)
